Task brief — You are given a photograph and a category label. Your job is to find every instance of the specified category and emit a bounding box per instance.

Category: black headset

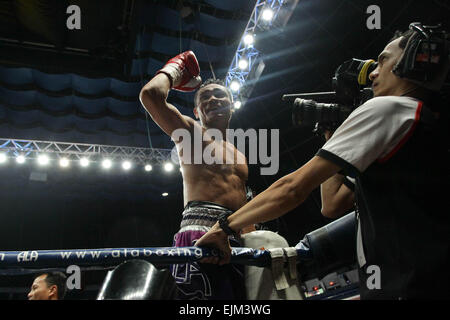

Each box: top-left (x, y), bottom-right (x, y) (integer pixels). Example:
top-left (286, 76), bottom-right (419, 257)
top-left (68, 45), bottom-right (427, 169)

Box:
top-left (393, 22), bottom-right (450, 91)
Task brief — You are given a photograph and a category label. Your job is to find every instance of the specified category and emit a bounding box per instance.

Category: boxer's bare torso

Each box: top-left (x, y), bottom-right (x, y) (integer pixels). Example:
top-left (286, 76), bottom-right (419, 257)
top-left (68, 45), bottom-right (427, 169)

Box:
top-left (178, 126), bottom-right (248, 211)
top-left (140, 74), bottom-right (248, 212)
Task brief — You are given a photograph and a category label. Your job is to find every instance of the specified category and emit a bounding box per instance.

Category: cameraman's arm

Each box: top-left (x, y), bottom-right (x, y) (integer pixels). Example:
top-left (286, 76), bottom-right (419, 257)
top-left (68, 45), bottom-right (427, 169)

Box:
top-left (320, 174), bottom-right (354, 219)
top-left (320, 130), bottom-right (355, 218)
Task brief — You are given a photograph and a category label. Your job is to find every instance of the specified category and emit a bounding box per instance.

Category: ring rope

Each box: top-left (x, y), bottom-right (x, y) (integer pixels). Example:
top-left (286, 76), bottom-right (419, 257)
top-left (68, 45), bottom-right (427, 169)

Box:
top-left (0, 246), bottom-right (312, 275)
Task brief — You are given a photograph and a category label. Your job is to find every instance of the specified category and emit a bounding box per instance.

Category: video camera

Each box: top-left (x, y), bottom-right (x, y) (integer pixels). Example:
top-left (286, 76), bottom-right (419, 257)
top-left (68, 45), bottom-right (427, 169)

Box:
top-left (282, 58), bottom-right (377, 134)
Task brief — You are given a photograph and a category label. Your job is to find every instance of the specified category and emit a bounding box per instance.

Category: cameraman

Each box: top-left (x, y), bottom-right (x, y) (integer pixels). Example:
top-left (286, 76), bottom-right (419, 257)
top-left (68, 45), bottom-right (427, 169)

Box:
top-left (196, 24), bottom-right (450, 299)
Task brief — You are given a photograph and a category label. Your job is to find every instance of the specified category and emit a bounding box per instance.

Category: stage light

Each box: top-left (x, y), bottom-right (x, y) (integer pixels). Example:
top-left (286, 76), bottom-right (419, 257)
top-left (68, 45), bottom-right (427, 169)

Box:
top-left (162, 192), bottom-right (169, 197)
top-left (122, 161), bottom-right (131, 170)
top-left (230, 81), bottom-right (240, 92)
top-left (243, 34), bottom-right (254, 46)
top-left (234, 101), bottom-right (242, 109)
top-left (59, 158), bottom-right (70, 168)
top-left (37, 154), bottom-right (49, 166)
top-left (164, 162), bottom-right (174, 172)
top-left (262, 8), bottom-right (274, 21)
top-left (0, 153), bottom-right (7, 163)
top-left (102, 159), bottom-right (112, 169)
top-left (238, 59), bottom-right (248, 70)
top-left (80, 157), bottom-right (89, 167)
top-left (16, 155), bottom-right (25, 164)
top-left (144, 164), bottom-right (153, 172)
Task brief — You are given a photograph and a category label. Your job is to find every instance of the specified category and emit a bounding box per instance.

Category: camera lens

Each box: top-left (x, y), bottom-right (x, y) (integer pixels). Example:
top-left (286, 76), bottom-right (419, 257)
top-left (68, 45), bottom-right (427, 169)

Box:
top-left (293, 99), bottom-right (345, 127)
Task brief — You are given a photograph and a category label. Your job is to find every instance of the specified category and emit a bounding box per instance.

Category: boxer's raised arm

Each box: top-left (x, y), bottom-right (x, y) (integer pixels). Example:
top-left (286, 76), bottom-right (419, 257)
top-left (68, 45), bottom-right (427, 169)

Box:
top-left (139, 73), bottom-right (194, 137)
top-left (139, 51), bottom-right (202, 138)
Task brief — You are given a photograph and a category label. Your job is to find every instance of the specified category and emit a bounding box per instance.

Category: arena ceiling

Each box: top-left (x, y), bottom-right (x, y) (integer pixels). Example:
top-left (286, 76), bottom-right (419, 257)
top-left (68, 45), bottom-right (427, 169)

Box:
top-left (0, 0), bottom-right (448, 299)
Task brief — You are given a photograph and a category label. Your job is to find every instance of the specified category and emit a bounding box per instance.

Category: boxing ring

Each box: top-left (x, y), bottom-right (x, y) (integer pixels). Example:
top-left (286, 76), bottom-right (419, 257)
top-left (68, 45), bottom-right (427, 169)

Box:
top-left (0, 213), bottom-right (359, 299)
top-left (0, 245), bottom-right (311, 299)
top-left (0, 246), bottom-right (311, 274)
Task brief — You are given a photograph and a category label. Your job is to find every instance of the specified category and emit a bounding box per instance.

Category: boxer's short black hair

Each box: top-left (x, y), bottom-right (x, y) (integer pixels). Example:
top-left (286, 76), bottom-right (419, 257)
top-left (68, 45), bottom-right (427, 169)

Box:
top-left (194, 78), bottom-right (233, 108)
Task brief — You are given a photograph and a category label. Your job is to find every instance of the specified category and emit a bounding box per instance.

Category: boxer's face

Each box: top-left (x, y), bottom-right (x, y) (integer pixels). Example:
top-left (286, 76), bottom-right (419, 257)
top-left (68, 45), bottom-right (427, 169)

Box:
top-left (194, 84), bottom-right (232, 127)
top-left (369, 37), bottom-right (415, 97)
top-left (27, 274), bottom-right (55, 300)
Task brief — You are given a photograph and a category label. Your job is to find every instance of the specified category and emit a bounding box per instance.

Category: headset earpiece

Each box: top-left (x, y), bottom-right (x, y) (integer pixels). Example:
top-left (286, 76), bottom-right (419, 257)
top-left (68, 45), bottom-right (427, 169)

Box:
top-left (394, 22), bottom-right (449, 91)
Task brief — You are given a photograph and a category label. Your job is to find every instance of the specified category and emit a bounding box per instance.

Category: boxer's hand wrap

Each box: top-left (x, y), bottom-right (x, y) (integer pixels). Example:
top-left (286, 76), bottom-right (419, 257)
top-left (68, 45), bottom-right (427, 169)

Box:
top-left (157, 51), bottom-right (202, 92)
top-left (218, 212), bottom-right (239, 237)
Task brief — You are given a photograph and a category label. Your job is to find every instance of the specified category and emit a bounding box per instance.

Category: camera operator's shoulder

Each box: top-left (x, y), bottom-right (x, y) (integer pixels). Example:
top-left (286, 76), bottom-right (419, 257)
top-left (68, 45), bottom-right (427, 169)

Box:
top-left (358, 96), bottom-right (419, 117)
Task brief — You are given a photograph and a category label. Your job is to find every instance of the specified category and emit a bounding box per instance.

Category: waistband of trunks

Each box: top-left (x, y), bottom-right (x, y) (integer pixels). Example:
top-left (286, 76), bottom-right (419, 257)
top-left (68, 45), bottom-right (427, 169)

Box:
top-left (185, 200), bottom-right (234, 212)
top-left (180, 201), bottom-right (233, 229)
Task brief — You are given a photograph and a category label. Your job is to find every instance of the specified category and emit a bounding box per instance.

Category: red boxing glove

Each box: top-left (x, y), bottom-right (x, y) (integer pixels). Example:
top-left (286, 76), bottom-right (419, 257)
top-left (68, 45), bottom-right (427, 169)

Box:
top-left (157, 51), bottom-right (202, 92)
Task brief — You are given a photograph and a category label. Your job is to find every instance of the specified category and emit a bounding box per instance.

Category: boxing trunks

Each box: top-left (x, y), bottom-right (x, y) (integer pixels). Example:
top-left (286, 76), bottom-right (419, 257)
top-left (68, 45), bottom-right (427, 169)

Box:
top-left (170, 201), bottom-right (246, 300)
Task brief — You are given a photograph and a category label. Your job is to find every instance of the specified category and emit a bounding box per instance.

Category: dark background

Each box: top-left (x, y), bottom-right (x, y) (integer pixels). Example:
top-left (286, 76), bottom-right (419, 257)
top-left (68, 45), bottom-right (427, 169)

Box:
top-left (0, 0), bottom-right (448, 299)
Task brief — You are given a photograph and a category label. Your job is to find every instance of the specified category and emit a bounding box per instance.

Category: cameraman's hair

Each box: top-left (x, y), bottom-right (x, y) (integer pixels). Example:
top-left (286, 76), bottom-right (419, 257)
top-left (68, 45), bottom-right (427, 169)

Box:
top-left (41, 272), bottom-right (67, 300)
top-left (390, 29), bottom-right (415, 49)
top-left (194, 78), bottom-right (233, 108)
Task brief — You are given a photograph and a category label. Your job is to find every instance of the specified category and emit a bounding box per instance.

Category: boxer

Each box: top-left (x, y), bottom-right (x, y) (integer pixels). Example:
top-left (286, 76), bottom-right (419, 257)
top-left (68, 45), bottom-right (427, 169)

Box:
top-left (139, 51), bottom-right (248, 300)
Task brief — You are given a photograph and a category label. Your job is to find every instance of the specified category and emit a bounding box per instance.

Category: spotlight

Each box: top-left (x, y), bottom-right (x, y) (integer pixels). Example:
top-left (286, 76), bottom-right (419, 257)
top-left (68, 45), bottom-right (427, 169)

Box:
top-left (16, 155), bottom-right (26, 164)
top-left (234, 101), bottom-right (242, 109)
top-left (59, 158), bottom-right (70, 168)
top-left (262, 8), bottom-right (274, 21)
top-left (162, 192), bottom-right (168, 197)
top-left (122, 161), bottom-right (132, 170)
top-left (243, 34), bottom-right (254, 46)
top-left (37, 154), bottom-right (49, 166)
top-left (144, 164), bottom-right (153, 172)
top-left (230, 81), bottom-right (240, 92)
top-left (238, 59), bottom-right (248, 70)
top-left (102, 159), bottom-right (112, 169)
top-left (0, 153), bottom-right (7, 163)
top-left (164, 162), bottom-right (174, 172)
top-left (80, 157), bottom-right (89, 167)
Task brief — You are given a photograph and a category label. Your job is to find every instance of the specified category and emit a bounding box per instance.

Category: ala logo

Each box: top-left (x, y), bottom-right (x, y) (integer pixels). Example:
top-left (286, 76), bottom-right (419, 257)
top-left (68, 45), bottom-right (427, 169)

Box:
top-left (17, 251), bottom-right (38, 262)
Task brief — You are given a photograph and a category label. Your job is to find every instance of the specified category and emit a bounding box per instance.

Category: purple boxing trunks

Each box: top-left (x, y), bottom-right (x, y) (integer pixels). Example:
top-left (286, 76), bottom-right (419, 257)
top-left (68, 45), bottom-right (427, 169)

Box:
top-left (170, 201), bottom-right (246, 300)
